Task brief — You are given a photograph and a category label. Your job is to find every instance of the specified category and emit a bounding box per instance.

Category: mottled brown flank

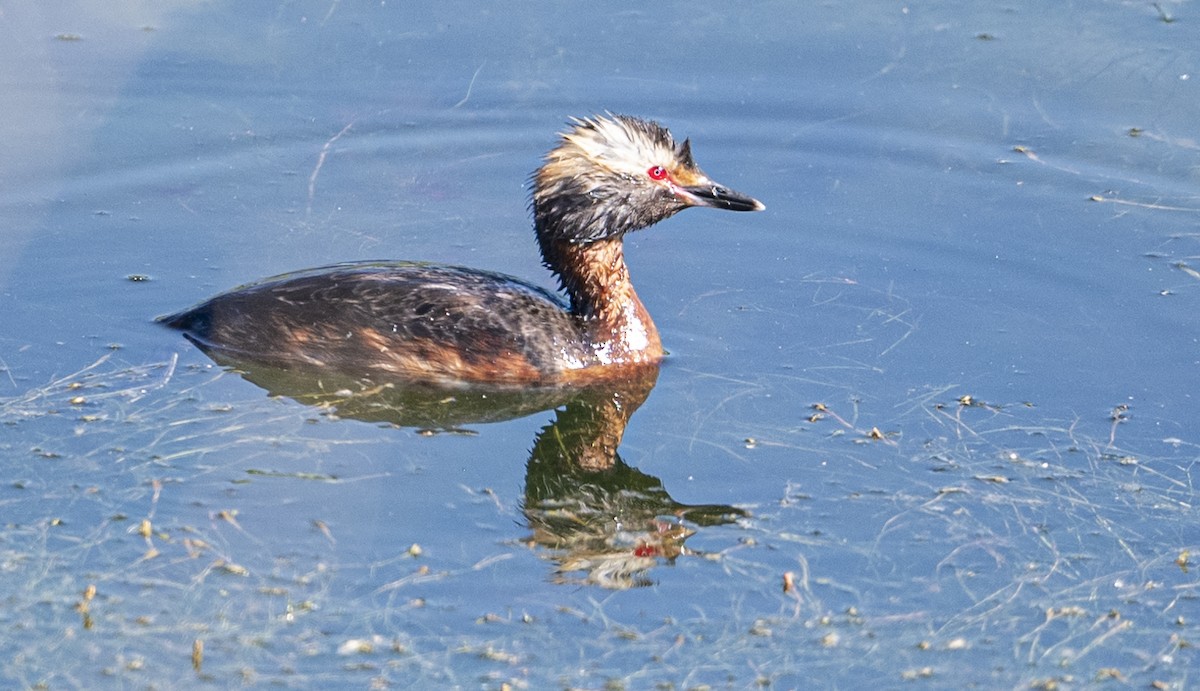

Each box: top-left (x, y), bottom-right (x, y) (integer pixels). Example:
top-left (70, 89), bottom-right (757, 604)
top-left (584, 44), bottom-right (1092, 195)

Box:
top-left (356, 327), bottom-right (543, 384)
top-left (162, 262), bottom-right (597, 385)
top-left (288, 327), bottom-right (315, 345)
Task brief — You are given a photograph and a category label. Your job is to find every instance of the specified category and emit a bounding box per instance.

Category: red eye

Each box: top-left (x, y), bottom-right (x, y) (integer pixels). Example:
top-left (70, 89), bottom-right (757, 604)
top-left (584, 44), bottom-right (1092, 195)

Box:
top-left (647, 166), bottom-right (668, 181)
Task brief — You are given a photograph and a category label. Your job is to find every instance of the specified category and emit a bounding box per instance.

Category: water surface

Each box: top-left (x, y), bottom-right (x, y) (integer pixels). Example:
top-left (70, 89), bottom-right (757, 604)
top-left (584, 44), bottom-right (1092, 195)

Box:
top-left (2, 1), bottom-right (1197, 688)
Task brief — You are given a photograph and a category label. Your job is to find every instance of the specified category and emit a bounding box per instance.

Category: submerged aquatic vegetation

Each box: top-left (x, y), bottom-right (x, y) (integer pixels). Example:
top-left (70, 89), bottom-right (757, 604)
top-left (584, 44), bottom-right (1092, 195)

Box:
top-left (0, 353), bottom-right (1196, 688)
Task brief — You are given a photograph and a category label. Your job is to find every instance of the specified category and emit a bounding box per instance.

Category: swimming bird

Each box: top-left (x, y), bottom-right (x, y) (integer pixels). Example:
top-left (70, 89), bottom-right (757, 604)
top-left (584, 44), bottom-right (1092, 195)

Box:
top-left (159, 114), bottom-right (764, 386)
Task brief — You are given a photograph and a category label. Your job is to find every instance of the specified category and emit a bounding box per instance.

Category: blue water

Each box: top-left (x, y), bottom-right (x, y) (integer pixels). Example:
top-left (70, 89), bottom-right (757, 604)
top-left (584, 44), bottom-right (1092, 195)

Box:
top-left (2, 1), bottom-right (1197, 688)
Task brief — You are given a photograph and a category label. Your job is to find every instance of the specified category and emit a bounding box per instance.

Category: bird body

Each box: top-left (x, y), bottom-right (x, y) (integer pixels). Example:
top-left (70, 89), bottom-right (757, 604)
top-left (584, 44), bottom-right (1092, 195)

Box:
top-left (160, 115), bottom-right (763, 386)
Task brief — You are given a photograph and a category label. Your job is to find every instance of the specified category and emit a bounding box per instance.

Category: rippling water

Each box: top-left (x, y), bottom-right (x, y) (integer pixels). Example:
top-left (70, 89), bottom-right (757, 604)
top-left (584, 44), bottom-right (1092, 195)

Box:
top-left (2, 2), bottom-right (1197, 688)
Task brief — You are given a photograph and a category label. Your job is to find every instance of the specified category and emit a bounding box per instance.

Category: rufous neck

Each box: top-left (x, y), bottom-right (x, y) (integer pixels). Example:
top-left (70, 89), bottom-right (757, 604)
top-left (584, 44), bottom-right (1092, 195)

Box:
top-left (540, 236), bottom-right (663, 365)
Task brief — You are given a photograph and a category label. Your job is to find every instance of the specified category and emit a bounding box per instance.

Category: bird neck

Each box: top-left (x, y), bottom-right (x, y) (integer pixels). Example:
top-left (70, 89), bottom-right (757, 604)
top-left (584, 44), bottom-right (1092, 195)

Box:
top-left (537, 233), bottom-right (663, 366)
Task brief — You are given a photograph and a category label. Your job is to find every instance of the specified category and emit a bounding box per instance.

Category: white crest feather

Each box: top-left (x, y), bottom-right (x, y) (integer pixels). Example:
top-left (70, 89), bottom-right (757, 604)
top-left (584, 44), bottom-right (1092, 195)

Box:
top-left (559, 114), bottom-right (678, 177)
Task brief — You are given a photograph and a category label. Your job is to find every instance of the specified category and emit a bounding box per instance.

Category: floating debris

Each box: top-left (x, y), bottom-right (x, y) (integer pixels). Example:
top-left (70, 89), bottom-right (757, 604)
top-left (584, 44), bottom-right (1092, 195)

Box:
top-left (338, 638), bottom-right (375, 655)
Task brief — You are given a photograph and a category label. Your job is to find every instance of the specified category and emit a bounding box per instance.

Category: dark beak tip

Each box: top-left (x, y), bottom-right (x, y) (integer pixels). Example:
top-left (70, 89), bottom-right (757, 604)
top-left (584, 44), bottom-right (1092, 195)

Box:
top-left (718, 194), bottom-right (765, 213)
top-left (680, 184), bottom-right (765, 213)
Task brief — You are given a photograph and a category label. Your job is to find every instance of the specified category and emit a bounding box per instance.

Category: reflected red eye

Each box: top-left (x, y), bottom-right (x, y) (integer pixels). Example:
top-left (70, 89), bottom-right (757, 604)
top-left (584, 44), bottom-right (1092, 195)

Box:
top-left (647, 166), bottom-right (668, 181)
top-left (633, 544), bottom-right (659, 557)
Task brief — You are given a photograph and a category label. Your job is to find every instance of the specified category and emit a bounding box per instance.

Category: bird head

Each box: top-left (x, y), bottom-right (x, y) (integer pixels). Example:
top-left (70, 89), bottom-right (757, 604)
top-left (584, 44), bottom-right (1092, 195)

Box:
top-left (532, 114), bottom-right (764, 244)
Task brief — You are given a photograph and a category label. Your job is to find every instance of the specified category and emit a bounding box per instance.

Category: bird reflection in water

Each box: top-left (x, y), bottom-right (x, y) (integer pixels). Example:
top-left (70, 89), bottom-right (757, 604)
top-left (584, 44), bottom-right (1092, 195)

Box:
top-left (160, 116), bottom-right (760, 587)
top-left (200, 354), bottom-right (746, 589)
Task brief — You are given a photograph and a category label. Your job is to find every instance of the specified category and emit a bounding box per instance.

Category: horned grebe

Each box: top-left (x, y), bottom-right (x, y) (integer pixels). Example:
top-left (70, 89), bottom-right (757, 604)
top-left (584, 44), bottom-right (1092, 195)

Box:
top-left (159, 114), bottom-right (763, 386)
